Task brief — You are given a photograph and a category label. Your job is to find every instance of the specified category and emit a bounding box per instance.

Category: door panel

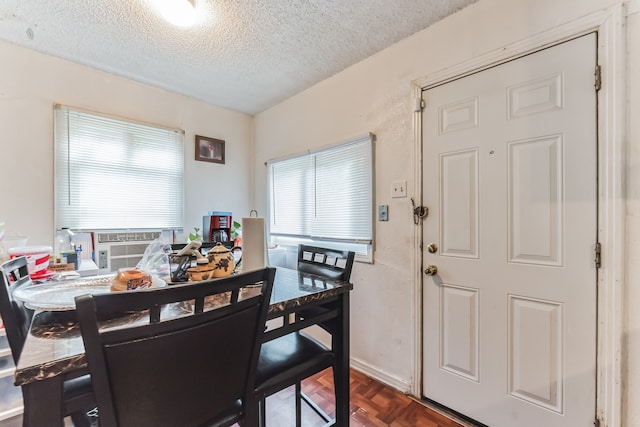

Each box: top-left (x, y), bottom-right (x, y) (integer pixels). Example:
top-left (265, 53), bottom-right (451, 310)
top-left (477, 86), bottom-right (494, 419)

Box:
top-left (508, 295), bottom-right (563, 413)
top-left (441, 284), bottom-right (479, 381)
top-left (422, 34), bottom-right (597, 427)
top-left (441, 149), bottom-right (479, 258)
top-left (508, 135), bottom-right (563, 265)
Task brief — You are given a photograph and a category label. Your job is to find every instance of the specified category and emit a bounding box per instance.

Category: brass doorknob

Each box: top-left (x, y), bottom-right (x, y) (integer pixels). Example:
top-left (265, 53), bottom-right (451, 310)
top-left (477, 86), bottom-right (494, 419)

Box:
top-left (424, 265), bottom-right (438, 276)
top-left (427, 243), bottom-right (438, 254)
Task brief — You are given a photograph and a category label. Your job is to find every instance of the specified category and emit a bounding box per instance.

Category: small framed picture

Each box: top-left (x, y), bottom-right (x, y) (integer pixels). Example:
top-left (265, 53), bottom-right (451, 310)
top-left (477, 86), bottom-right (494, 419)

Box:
top-left (195, 135), bottom-right (225, 164)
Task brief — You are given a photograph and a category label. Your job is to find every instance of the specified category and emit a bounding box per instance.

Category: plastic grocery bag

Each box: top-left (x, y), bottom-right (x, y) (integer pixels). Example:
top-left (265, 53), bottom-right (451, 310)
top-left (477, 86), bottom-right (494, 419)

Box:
top-left (136, 239), bottom-right (171, 279)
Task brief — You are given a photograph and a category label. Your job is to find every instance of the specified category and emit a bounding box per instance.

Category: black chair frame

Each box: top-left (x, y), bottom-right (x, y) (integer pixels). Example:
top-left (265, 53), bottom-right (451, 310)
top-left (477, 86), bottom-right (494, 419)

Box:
top-left (255, 245), bottom-right (355, 426)
top-left (0, 256), bottom-right (33, 364)
top-left (0, 256), bottom-right (96, 426)
top-left (76, 267), bottom-right (275, 427)
top-left (296, 245), bottom-right (355, 282)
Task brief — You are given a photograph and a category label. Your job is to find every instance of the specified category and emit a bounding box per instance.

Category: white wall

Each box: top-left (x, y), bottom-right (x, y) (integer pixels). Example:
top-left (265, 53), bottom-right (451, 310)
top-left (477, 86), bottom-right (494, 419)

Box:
top-left (0, 40), bottom-right (254, 246)
top-left (255, 0), bottom-right (639, 423)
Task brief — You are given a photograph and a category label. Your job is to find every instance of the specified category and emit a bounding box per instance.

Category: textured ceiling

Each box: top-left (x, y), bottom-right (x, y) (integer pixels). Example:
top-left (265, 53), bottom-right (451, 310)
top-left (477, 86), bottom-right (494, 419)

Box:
top-left (0, 0), bottom-right (477, 114)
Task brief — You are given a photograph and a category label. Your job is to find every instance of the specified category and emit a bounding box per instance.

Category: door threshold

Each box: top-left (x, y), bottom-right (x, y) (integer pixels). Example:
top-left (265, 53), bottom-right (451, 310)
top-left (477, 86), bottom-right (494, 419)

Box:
top-left (417, 396), bottom-right (487, 427)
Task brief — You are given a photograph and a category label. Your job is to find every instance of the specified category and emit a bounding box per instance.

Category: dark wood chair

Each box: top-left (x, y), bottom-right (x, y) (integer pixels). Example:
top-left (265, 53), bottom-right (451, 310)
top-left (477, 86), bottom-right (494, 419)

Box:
top-left (75, 267), bottom-right (276, 427)
top-left (254, 245), bottom-right (355, 426)
top-left (296, 244), bottom-right (356, 332)
top-left (296, 245), bottom-right (355, 282)
top-left (0, 256), bottom-right (96, 427)
top-left (0, 256), bottom-right (33, 363)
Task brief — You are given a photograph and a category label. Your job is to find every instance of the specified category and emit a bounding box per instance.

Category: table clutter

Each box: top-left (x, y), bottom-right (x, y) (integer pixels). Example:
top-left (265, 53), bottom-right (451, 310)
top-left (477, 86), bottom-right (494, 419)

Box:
top-left (170, 241), bottom-right (242, 282)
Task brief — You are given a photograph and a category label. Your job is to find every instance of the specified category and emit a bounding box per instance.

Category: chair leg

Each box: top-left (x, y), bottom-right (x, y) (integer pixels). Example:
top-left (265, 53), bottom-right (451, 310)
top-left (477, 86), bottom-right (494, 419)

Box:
top-left (301, 391), bottom-right (332, 423)
top-left (259, 397), bottom-right (267, 427)
top-left (332, 366), bottom-right (343, 423)
top-left (295, 382), bottom-right (302, 427)
top-left (245, 397), bottom-right (260, 427)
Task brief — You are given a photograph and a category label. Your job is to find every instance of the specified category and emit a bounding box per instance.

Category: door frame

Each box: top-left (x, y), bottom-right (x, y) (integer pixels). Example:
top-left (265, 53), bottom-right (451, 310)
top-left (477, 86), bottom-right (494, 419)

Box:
top-left (410, 4), bottom-right (626, 426)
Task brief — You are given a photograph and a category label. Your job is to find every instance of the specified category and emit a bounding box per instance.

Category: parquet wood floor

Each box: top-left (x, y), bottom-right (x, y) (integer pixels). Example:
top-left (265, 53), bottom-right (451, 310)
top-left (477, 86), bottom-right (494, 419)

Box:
top-left (7, 368), bottom-right (468, 427)
top-left (263, 368), bottom-right (466, 427)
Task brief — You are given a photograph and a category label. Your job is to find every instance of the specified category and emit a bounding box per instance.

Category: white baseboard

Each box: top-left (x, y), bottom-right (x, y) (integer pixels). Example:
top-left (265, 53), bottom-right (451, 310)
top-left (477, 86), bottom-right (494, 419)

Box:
top-left (350, 357), bottom-right (413, 394)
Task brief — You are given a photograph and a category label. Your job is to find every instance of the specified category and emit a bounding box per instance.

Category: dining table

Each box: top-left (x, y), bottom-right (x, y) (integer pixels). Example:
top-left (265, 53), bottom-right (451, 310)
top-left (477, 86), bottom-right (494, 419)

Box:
top-left (13, 267), bottom-right (353, 427)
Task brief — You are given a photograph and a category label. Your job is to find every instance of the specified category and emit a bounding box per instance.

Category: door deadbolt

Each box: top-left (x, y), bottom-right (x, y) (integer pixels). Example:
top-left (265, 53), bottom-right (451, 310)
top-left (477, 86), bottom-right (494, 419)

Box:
top-left (427, 243), bottom-right (438, 254)
top-left (424, 265), bottom-right (438, 276)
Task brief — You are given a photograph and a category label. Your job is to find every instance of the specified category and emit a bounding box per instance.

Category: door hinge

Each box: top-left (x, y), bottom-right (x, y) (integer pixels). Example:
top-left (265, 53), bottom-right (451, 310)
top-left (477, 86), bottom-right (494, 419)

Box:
top-left (415, 97), bottom-right (425, 112)
top-left (594, 65), bottom-right (602, 91)
top-left (595, 242), bottom-right (602, 268)
top-left (594, 416), bottom-right (601, 427)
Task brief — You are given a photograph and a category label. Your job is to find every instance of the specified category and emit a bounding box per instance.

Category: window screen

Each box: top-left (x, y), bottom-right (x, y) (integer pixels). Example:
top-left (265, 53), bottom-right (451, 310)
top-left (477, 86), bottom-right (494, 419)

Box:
top-left (54, 105), bottom-right (184, 230)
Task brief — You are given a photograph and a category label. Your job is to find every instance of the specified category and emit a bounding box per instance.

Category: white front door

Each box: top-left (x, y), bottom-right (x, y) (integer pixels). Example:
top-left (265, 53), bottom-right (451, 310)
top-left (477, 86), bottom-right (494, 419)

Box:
top-left (422, 34), bottom-right (597, 427)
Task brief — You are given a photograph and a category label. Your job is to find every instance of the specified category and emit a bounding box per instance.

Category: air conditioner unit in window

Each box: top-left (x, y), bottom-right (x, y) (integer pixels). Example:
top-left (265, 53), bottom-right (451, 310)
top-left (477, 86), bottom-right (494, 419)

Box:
top-left (94, 230), bottom-right (172, 274)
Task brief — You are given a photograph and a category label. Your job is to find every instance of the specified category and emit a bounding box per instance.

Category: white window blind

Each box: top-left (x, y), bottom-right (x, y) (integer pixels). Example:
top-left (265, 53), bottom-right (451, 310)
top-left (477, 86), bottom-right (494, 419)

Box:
top-left (54, 105), bottom-right (184, 230)
top-left (269, 154), bottom-right (314, 237)
top-left (269, 134), bottom-right (374, 249)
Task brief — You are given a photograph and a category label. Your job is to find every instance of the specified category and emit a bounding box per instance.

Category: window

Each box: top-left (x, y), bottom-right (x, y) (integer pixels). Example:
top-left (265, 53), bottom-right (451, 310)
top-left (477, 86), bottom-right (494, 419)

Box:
top-left (268, 134), bottom-right (374, 262)
top-left (54, 105), bottom-right (184, 230)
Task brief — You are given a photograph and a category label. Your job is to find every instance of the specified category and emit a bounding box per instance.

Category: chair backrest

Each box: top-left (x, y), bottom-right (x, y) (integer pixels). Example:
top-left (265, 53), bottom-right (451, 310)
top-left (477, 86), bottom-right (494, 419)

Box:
top-left (0, 256), bottom-right (34, 364)
top-left (297, 245), bottom-right (355, 282)
top-left (75, 267), bottom-right (275, 427)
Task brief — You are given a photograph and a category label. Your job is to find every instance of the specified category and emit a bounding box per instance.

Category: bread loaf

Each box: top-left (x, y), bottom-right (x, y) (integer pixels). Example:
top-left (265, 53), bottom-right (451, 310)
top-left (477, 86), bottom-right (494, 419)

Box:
top-left (110, 268), bottom-right (152, 292)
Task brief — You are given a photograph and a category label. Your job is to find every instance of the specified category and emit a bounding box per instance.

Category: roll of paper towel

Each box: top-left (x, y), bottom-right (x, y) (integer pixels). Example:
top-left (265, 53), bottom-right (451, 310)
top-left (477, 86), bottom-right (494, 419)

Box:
top-left (241, 217), bottom-right (268, 272)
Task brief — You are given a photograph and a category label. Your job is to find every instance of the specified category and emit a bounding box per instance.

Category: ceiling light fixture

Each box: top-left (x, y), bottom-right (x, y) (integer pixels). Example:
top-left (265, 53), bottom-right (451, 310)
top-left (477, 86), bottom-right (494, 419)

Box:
top-left (152, 0), bottom-right (197, 27)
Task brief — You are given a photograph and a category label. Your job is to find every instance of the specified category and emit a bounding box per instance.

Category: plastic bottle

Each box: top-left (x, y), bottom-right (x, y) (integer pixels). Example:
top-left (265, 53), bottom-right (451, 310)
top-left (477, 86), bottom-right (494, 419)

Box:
top-left (56, 228), bottom-right (74, 263)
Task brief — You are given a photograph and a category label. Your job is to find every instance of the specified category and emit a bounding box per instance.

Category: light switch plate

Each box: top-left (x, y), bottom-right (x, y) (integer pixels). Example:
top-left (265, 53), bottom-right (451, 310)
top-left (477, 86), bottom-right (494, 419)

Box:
top-left (378, 205), bottom-right (388, 221)
top-left (392, 180), bottom-right (407, 198)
